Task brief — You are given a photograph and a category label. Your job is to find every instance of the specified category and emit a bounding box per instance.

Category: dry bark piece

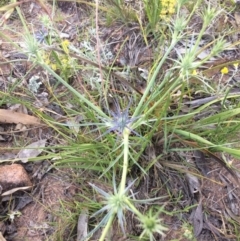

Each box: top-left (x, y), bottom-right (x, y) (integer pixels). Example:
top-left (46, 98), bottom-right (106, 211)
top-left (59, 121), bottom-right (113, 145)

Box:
top-left (234, 12), bottom-right (240, 27)
top-left (0, 164), bottom-right (32, 193)
top-left (77, 209), bottom-right (88, 241)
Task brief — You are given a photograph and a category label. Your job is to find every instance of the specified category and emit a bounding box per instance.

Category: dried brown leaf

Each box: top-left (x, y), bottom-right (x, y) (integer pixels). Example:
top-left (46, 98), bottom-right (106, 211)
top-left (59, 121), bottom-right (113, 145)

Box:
top-left (0, 1), bottom-right (22, 12)
top-left (0, 109), bottom-right (41, 125)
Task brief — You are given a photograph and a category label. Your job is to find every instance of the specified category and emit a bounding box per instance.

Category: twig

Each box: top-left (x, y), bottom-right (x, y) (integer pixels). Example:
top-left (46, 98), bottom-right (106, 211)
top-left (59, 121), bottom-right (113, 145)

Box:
top-left (95, 0), bottom-right (105, 91)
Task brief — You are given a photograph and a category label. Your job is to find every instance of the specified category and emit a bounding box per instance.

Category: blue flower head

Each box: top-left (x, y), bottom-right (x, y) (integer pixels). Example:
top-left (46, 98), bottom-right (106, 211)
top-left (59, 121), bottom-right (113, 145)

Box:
top-left (101, 99), bottom-right (140, 137)
top-left (34, 28), bottom-right (48, 43)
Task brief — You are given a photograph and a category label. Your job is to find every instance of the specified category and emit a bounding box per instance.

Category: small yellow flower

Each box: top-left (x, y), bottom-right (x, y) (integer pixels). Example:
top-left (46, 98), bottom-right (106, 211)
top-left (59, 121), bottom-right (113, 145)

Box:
top-left (51, 64), bottom-right (57, 71)
top-left (168, 7), bottom-right (175, 14)
top-left (192, 69), bottom-right (198, 75)
top-left (61, 39), bottom-right (70, 55)
top-left (233, 63), bottom-right (239, 70)
top-left (159, 0), bottom-right (176, 19)
top-left (45, 58), bottom-right (50, 65)
top-left (61, 58), bottom-right (69, 65)
top-left (160, 9), bottom-right (168, 15)
top-left (221, 67), bottom-right (229, 74)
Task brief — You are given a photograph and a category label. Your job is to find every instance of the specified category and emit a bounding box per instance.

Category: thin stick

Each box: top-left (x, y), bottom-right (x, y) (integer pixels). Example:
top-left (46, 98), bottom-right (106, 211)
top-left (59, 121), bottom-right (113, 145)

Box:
top-left (95, 0), bottom-right (105, 90)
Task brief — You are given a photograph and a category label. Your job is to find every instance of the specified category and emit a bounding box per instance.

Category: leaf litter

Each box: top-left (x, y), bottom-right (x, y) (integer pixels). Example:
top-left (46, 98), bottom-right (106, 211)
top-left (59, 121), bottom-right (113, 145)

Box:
top-left (17, 139), bottom-right (47, 163)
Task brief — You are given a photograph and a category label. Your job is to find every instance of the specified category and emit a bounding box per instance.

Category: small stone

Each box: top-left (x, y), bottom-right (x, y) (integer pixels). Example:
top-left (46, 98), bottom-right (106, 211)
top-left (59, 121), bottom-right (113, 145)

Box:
top-left (0, 164), bottom-right (32, 193)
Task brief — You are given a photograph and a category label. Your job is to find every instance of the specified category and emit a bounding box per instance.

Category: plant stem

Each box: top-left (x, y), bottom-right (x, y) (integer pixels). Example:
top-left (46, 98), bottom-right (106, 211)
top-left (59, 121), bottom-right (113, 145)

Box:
top-left (99, 128), bottom-right (130, 240)
top-left (124, 198), bottom-right (144, 219)
top-left (40, 63), bottom-right (108, 119)
top-left (99, 214), bottom-right (115, 241)
top-left (119, 127), bottom-right (130, 194)
top-left (174, 129), bottom-right (240, 157)
top-left (132, 41), bottom-right (177, 119)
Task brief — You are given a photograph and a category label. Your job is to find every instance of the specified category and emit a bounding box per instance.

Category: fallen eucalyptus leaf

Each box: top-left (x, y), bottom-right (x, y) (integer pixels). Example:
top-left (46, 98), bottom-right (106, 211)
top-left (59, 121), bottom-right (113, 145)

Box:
top-left (1, 186), bottom-right (32, 196)
top-left (192, 200), bottom-right (203, 237)
top-left (17, 139), bottom-right (47, 163)
top-left (0, 109), bottom-right (41, 125)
